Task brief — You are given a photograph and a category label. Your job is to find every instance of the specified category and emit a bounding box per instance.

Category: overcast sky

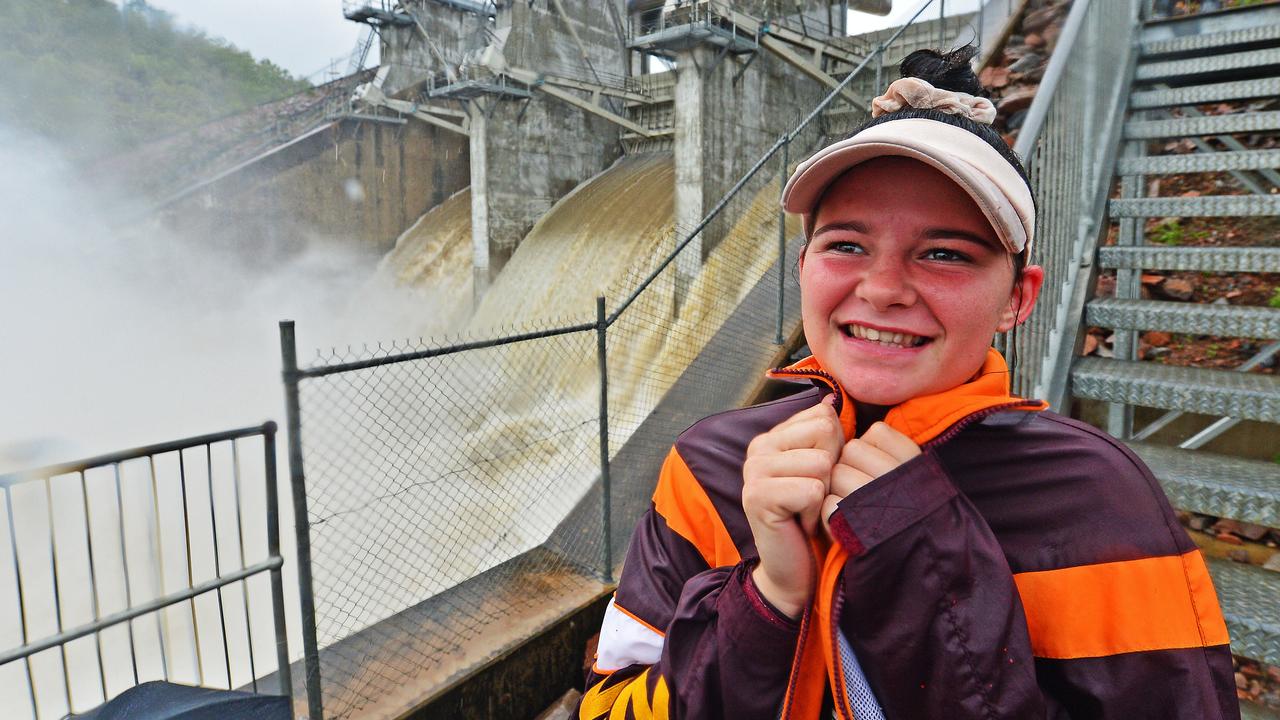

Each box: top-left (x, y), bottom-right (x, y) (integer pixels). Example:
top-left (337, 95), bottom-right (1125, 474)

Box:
top-left (115, 0), bottom-right (369, 81)
top-left (115, 0), bottom-right (983, 81)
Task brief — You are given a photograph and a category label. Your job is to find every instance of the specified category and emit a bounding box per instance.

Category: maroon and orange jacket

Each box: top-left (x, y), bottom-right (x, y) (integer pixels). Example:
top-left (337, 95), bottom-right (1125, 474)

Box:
top-left (579, 350), bottom-right (1238, 720)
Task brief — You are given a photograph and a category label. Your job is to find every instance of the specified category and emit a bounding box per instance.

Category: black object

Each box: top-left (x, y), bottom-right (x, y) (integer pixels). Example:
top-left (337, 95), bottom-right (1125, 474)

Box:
top-left (73, 681), bottom-right (291, 720)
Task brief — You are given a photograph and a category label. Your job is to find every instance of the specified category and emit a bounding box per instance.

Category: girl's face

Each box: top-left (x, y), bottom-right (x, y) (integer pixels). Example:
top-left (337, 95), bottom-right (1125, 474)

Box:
top-left (798, 156), bottom-right (1044, 406)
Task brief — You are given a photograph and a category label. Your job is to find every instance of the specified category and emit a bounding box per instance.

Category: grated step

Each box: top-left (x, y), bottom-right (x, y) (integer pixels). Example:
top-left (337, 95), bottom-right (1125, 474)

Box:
top-left (1086, 298), bottom-right (1280, 339)
top-left (1117, 148), bottom-right (1280, 175)
top-left (1127, 442), bottom-right (1280, 528)
top-left (1129, 77), bottom-right (1280, 110)
top-left (1142, 23), bottom-right (1280, 57)
top-left (1109, 195), bottom-right (1280, 218)
top-left (1136, 47), bottom-right (1280, 82)
top-left (1097, 246), bottom-right (1280, 273)
top-left (1070, 357), bottom-right (1280, 423)
top-left (1206, 556), bottom-right (1280, 667)
top-left (1124, 111), bottom-right (1280, 139)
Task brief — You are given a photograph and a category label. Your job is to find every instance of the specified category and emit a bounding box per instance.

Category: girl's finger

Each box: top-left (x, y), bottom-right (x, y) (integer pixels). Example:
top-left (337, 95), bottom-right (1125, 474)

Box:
top-left (840, 437), bottom-right (900, 477)
top-left (861, 421), bottom-right (922, 463)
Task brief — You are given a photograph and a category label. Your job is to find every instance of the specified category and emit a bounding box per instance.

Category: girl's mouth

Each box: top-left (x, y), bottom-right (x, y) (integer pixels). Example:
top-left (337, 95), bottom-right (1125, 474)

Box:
top-left (840, 323), bottom-right (930, 348)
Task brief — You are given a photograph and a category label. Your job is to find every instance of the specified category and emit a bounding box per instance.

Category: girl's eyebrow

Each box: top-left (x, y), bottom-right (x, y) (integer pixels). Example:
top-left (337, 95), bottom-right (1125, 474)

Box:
top-left (812, 220), bottom-right (869, 237)
top-left (923, 227), bottom-right (1000, 250)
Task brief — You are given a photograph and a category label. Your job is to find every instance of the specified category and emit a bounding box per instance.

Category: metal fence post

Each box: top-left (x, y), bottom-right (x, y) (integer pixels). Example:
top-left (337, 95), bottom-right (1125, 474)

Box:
top-left (279, 321), bottom-right (324, 720)
top-left (775, 138), bottom-right (790, 345)
top-left (261, 420), bottom-right (294, 715)
top-left (595, 298), bottom-right (613, 584)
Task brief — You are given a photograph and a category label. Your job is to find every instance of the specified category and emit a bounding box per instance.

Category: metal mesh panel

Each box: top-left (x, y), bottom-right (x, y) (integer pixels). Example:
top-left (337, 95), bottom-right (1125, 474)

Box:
top-left (1005, 0), bottom-right (1142, 404)
top-left (293, 329), bottom-right (603, 718)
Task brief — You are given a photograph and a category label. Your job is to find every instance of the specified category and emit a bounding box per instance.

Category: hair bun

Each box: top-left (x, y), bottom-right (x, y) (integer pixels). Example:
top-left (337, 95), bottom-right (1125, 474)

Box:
top-left (899, 46), bottom-right (982, 96)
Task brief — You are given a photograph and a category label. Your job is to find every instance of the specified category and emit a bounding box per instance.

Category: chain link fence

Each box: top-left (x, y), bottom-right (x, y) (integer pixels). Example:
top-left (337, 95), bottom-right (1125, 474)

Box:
top-left (279, 2), bottom-right (1010, 717)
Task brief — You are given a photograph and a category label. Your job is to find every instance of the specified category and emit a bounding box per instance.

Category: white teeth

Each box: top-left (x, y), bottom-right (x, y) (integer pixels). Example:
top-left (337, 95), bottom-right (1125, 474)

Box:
top-left (844, 324), bottom-right (925, 348)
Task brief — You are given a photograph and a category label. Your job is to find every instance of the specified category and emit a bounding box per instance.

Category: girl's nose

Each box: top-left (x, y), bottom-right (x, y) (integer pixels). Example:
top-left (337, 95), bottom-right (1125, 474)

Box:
top-left (854, 256), bottom-right (917, 311)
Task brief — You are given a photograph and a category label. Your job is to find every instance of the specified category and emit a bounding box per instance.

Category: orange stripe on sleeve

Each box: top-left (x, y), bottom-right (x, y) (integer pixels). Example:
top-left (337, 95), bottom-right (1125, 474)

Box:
top-left (1013, 549), bottom-right (1230, 660)
top-left (651, 448), bottom-right (741, 568)
top-left (614, 601), bottom-right (666, 638)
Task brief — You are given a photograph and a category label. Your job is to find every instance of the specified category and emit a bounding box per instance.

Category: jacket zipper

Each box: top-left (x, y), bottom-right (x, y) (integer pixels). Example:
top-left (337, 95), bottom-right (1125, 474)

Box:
top-left (771, 392), bottom-right (1044, 720)
top-left (767, 366), bottom-right (846, 417)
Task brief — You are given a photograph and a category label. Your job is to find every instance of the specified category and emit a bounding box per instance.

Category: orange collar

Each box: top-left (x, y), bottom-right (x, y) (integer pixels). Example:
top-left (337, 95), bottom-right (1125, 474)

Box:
top-left (766, 347), bottom-right (1045, 720)
top-left (766, 347), bottom-right (1044, 445)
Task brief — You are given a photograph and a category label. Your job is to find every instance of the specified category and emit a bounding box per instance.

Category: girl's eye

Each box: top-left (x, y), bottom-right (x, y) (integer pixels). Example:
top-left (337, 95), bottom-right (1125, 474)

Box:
top-left (922, 247), bottom-right (971, 263)
top-left (828, 240), bottom-right (864, 254)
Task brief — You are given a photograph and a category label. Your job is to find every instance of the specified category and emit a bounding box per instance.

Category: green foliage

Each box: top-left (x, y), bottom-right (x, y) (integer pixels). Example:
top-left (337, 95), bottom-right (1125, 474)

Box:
top-left (1149, 218), bottom-right (1208, 246)
top-left (1269, 287), bottom-right (1280, 309)
top-left (0, 0), bottom-right (311, 158)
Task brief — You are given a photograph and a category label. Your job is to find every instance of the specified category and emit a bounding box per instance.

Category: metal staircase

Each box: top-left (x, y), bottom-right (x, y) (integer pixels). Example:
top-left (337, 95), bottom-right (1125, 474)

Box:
top-left (1066, 3), bottom-right (1280, 673)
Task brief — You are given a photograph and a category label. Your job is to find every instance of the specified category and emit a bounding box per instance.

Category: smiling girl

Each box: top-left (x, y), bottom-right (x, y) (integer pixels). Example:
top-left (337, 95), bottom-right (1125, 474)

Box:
top-left (579, 47), bottom-right (1239, 720)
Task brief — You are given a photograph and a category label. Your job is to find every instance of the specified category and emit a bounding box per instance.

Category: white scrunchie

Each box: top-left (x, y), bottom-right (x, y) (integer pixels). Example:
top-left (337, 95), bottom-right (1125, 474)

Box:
top-left (871, 77), bottom-right (997, 125)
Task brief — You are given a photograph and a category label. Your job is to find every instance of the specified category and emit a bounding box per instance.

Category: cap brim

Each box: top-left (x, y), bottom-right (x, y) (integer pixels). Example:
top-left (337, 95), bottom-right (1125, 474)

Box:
top-left (782, 119), bottom-right (1033, 255)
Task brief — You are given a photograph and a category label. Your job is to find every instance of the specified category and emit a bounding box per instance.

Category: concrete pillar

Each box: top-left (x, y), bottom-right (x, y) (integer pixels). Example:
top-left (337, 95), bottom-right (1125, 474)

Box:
top-left (672, 45), bottom-right (713, 301)
top-left (468, 101), bottom-right (491, 306)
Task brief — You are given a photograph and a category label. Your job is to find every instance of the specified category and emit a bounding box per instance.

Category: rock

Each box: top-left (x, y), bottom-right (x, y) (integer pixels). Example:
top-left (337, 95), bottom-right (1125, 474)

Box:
top-left (1157, 277), bottom-right (1195, 301)
top-left (980, 66), bottom-right (1011, 89)
top-left (1083, 334), bottom-right (1100, 356)
top-left (1146, 346), bottom-right (1172, 360)
top-left (1025, 32), bottom-right (1045, 49)
top-left (1212, 297), bottom-right (1230, 305)
top-left (1022, 5), bottom-right (1062, 33)
top-left (1145, 331), bottom-right (1172, 347)
top-left (1238, 522), bottom-right (1271, 541)
top-left (1007, 52), bottom-right (1043, 75)
top-left (1237, 672), bottom-right (1249, 690)
top-left (997, 87), bottom-right (1038, 115)
top-left (1188, 515), bottom-right (1214, 531)
top-left (1043, 22), bottom-right (1063, 53)
top-left (1262, 553), bottom-right (1280, 572)
top-left (1141, 273), bottom-right (1164, 286)
top-left (1216, 532), bottom-right (1244, 545)
top-left (1228, 549), bottom-right (1250, 563)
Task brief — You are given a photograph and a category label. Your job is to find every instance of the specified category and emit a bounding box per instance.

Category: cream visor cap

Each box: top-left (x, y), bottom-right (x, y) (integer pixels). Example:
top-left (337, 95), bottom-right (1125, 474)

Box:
top-left (781, 118), bottom-right (1035, 255)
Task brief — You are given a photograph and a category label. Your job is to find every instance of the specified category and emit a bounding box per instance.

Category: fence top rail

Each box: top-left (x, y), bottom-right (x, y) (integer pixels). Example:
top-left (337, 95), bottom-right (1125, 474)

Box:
top-left (296, 321), bottom-right (597, 379)
top-left (0, 421), bottom-right (277, 488)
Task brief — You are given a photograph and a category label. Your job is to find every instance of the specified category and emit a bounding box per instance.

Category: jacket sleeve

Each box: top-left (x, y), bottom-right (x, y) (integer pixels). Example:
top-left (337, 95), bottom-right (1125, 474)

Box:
top-left (827, 448), bottom-right (1239, 720)
top-left (579, 449), bottom-right (801, 720)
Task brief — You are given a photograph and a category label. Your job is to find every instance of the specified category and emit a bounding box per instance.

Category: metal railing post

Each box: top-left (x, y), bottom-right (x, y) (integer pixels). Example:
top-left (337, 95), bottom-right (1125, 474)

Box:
top-left (776, 138), bottom-right (790, 345)
top-left (595, 298), bottom-right (613, 584)
top-left (279, 321), bottom-right (324, 720)
top-left (938, 0), bottom-right (945, 48)
top-left (261, 421), bottom-right (294, 716)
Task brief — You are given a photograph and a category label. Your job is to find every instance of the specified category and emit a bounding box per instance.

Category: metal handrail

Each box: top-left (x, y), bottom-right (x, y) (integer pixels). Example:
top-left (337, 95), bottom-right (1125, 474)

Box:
top-left (1, 422), bottom-right (292, 719)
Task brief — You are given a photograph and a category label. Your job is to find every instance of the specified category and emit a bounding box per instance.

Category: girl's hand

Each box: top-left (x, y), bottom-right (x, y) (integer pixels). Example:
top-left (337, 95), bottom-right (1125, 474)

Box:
top-left (822, 421), bottom-right (921, 533)
top-left (742, 398), bottom-right (844, 619)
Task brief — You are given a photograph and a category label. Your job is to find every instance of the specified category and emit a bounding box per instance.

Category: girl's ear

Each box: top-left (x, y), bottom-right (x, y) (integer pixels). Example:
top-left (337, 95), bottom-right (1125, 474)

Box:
top-left (997, 264), bottom-right (1045, 333)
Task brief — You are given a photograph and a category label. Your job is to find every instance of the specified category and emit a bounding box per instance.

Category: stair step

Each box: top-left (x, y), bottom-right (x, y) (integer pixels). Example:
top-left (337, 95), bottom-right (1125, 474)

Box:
top-left (1098, 246), bottom-right (1280, 272)
top-left (1129, 77), bottom-right (1280, 110)
top-left (1127, 442), bottom-right (1280, 528)
top-left (1206, 556), bottom-right (1280, 667)
top-left (1141, 23), bottom-right (1280, 57)
top-left (1071, 357), bottom-right (1280, 423)
top-left (1124, 110), bottom-right (1280, 139)
top-left (1117, 148), bottom-right (1280, 175)
top-left (1086, 298), bottom-right (1280, 339)
top-left (1136, 47), bottom-right (1280, 82)
top-left (1241, 700), bottom-right (1280, 720)
top-left (1109, 195), bottom-right (1280, 218)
